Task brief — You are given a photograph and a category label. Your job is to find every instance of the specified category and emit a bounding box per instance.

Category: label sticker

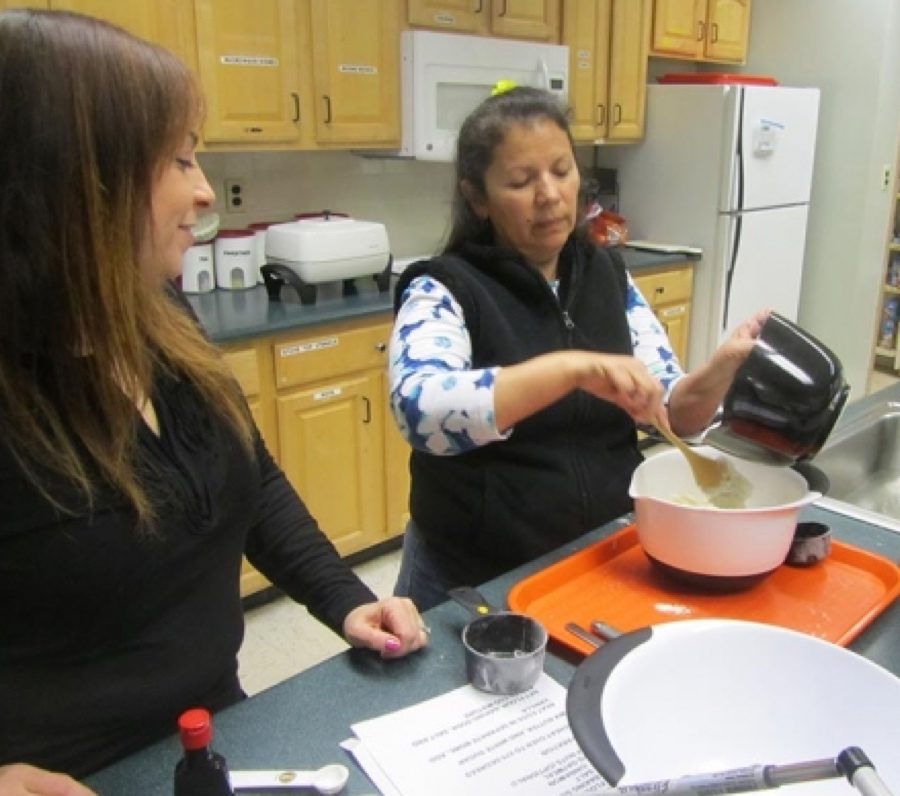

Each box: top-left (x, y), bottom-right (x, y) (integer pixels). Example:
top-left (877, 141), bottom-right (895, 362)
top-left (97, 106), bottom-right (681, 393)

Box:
top-left (220, 55), bottom-right (279, 67)
top-left (280, 337), bottom-right (339, 357)
top-left (314, 386), bottom-right (343, 402)
top-left (338, 64), bottom-right (377, 74)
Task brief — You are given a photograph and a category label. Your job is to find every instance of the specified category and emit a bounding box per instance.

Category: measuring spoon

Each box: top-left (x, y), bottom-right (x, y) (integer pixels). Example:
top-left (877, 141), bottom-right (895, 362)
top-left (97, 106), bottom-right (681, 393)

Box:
top-left (230, 763), bottom-right (350, 794)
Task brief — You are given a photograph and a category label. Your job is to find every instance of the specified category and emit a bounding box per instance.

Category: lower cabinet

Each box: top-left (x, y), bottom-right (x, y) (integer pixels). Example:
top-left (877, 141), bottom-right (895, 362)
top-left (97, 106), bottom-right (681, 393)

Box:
top-left (630, 261), bottom-right (694, 367)
top-left (221, 314), bottom-right (409, 597)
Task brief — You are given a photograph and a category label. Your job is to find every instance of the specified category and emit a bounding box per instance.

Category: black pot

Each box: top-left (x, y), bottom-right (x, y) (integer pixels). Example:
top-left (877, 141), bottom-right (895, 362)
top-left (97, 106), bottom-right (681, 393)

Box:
top-left (704, 313), bottom-right (850, 464)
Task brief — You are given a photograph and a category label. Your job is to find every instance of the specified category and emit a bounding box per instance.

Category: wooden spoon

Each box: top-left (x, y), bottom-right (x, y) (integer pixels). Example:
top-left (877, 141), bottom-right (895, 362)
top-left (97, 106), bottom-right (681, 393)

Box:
top-left (654, 413), bottom-right (752, 508)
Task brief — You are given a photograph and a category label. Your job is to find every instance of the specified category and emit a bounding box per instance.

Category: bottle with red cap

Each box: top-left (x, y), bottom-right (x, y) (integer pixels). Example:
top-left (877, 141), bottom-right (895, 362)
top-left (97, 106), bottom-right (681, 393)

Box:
top-left (174, 707), bottom-right (234, 795)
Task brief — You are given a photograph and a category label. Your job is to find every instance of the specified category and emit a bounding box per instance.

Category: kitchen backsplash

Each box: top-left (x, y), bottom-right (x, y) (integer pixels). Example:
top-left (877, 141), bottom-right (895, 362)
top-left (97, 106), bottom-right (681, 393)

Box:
top-left (199, 149), bottom-right (455, 258)
top-left (199, 148), bottom-right (599, 259)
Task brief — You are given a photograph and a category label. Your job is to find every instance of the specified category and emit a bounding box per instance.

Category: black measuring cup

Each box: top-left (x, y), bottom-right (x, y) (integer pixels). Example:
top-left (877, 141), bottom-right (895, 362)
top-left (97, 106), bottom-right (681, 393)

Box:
top-left (449, 586), bottom-right (548, 695)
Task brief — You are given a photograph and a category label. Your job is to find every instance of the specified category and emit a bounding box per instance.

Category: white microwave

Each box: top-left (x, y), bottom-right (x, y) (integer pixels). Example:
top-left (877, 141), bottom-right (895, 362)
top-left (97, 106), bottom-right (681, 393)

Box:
top-left (400, 30), bottom-right (569, 162)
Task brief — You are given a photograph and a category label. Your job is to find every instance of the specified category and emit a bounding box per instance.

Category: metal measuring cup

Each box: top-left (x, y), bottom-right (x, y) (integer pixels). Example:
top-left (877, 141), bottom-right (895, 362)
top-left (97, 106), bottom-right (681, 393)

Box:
top-left (449, 586), bottom-right (548, 695)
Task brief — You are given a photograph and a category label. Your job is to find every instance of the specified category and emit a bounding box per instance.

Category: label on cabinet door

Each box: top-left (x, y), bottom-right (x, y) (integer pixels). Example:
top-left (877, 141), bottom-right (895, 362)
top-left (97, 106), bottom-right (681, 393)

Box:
top-left (314, 387), bottom-right (343, 402)
top-left (280, 337), bottom-right (339, 357)
top-left (339, 64), bottom-right (378, 74)
top-left (220, 55), bottom-right (279, 68)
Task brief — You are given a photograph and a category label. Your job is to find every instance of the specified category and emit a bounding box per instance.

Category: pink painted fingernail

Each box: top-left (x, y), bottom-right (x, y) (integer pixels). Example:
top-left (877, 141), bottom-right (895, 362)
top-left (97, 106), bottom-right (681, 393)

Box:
top-left (384, 637), bottom-right (401, 652)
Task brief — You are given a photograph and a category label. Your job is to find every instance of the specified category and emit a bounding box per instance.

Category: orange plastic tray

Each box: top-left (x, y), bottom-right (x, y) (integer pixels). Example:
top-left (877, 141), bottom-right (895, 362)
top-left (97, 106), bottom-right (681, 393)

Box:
top-left (508, 525), bottom-right (900, 657)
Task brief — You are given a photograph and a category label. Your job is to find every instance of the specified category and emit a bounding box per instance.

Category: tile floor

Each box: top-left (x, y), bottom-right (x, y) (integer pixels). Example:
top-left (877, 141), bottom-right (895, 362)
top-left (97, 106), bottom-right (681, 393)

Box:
top-left (239, 369), bottom-right (900, 696)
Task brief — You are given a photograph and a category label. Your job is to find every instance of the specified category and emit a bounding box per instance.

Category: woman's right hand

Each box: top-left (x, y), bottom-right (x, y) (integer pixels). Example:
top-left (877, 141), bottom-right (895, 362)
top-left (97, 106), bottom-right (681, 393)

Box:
top-left (0, 764), bottom-right (96, 796)
top-left (494, 350), bottom-right (665, 432)
top-left (569, 351), bottom-right (665, 425)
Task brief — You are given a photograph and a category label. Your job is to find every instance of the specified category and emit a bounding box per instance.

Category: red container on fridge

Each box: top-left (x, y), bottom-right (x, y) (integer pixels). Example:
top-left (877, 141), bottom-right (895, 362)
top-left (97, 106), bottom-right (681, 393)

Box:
top-left (657, 72), bottom-right (778, 86)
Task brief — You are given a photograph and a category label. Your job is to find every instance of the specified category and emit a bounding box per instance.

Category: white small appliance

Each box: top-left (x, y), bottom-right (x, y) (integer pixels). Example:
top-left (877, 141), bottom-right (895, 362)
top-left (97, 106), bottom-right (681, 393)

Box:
top-left (399, 30), bottom-right (569, 161)
top-left (262, 215), bottom-right (392, 305)
top-left (214, 229), bottom-right (257, 290)
top-left (595, 83), bottom-right (821, 369)
top-left (181, 242), bottom-right (214, 293)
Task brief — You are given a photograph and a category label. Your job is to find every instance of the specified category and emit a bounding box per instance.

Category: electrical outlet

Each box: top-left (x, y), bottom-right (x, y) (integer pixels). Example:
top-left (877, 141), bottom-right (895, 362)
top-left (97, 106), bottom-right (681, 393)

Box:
top-left (882, 165), bottom-right (892, 191)
top-left (224, 178), bottom-right (246, 212)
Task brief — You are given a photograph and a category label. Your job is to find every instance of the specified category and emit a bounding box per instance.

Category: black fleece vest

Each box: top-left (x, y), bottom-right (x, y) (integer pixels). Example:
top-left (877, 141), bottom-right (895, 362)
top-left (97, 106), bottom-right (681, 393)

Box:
top-left (393, 236), bottom-right (642, 585)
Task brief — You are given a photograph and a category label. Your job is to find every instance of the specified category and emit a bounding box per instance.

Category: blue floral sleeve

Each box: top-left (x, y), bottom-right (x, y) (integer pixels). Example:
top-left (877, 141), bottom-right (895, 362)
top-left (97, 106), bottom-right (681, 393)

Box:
top-left (389, 273), bottom-right (684, 455)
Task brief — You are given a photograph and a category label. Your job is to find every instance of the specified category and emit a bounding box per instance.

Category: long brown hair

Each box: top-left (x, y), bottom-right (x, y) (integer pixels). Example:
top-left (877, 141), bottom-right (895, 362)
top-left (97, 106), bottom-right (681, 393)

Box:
top-left (0, 10), bottom-right (253, 528)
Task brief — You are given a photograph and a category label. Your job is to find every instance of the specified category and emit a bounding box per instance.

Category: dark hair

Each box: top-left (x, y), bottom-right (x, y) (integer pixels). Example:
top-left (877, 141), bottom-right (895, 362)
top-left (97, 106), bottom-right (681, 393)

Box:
top-left (0, 10), bottom-right (252, 527)
top-left (444, 86), bottom-right (577, 253)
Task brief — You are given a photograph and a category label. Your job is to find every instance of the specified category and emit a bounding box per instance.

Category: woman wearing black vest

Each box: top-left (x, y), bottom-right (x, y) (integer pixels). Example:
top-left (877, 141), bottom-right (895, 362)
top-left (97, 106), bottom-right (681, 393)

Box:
top-left (390, 87), bottom-right (766, 611)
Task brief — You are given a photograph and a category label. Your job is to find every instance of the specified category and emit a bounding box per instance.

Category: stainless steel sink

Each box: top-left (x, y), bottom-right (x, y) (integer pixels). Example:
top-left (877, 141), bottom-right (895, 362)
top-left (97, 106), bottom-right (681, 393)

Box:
top-left (812, 401), bottom-right (900, 532)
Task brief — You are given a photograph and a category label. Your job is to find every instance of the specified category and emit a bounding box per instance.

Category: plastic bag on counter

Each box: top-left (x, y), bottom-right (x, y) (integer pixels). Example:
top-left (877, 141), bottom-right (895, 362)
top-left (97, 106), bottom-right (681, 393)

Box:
top-left (585, 204), bottom-right (629, 246)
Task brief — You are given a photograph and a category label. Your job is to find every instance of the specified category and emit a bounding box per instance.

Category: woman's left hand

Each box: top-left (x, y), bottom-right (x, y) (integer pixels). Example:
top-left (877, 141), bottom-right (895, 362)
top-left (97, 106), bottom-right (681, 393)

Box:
top-left (712, 308), bottom-right (770, 371)
top-left (343, 597), bottom-right (430, 658)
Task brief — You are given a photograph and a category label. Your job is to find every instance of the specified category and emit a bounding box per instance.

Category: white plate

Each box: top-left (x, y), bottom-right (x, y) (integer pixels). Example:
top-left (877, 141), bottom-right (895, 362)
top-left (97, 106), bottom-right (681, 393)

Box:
top-left (567, 619), bottom-right (900, 793)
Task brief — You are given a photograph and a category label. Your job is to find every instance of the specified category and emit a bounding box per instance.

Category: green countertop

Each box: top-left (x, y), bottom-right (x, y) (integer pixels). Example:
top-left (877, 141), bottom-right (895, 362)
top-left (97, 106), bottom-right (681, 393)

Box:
top-left (186, 248), bottom-right (698, 344)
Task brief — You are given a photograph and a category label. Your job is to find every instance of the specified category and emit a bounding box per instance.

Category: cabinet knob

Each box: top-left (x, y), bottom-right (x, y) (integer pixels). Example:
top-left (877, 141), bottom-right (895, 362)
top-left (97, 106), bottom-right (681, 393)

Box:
top-left (375, 342), bottom-right (387, 353)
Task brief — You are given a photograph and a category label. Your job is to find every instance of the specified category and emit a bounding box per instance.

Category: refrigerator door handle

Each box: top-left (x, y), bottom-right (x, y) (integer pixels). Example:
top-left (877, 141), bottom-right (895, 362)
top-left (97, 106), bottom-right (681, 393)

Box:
top-left (723, 214), bottom-right (743, 332)
top-left (735, 89), bottom-right (746, 212)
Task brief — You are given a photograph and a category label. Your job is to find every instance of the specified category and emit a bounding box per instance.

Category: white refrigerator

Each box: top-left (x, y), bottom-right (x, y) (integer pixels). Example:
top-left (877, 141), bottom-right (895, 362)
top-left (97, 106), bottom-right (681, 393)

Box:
top-left (595, 83), bottom-right (821, 369)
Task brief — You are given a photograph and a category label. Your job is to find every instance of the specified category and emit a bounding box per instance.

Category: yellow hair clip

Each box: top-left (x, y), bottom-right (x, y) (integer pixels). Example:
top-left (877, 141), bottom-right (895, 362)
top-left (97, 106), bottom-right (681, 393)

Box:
top-left (491, 79), bottom-right (518, 96)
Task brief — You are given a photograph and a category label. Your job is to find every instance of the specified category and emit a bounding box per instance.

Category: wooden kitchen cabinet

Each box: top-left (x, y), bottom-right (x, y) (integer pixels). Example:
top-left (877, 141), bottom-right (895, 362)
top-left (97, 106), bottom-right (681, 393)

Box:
top-left (272, 318), bottom-right (406, 556)
top-left (407, 0), bottom-right (561, 41)
top-left (562, 0), bottom-right (651, 143)
top-left (192, 0), bottom-right (400, 148)
top-left (221, 316), bottom-right (409, 597)
top-left (631, 261), bottom-right (694, 366)
top-left (9, 1), bottom-right (196, 63)
top-left (310, 0), bottom-right (400, 145)
top-left (194, 0), bottom-right (309, 145)
top-left (650, 0), bottom-right (751, 64)
top-left (221, 340), bottom-right (280, 598)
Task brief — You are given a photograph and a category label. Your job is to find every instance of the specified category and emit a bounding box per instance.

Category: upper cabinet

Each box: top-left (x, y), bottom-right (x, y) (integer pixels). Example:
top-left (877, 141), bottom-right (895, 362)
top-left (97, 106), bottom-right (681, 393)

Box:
top-left (4, 1), bottom-right (196, 63)
top-left (563, 0), bottom-right (651, 144)
top-left (195, 0), bottom-right (308, 144)
top-left (649, 0), bottom-right (751, 64)
top-left (310, 0), bottom-right (400, 145)
top-left (407, 0), bottom-right (561, 41)
top-left (193, 0), bottom-right (400, 148)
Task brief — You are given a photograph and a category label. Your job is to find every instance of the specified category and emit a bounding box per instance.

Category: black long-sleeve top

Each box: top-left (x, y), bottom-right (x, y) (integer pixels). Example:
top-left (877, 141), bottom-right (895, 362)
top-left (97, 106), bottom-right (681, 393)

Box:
top-left (0, 365), bottom-right (375, 777)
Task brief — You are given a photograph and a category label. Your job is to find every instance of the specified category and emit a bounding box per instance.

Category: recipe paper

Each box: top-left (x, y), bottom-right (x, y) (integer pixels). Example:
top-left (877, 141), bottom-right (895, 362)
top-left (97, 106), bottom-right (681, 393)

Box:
top-left (345, 674), bottom-right (612, 795)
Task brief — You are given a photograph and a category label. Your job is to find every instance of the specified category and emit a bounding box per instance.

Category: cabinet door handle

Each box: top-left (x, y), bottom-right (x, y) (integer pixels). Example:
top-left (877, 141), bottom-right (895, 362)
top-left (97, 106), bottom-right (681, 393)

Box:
top-left (596, 104), bottom-right (606, 125)
top-left (362, 396), bottom-right (372, 424)
top-left (322, 95), bottom-right (332, 124)
top-left (474, 0), bottom-right (483, 13)
top-left (497, 0), bottom-right (507, 16)
top-left (710, 22), bottom-right (719, 43)
top-left (697, 20), bottom-right (705, 41)
top-left (614, 104), bottom-right (622, 125)
top-left (291, 92), bottom-right (300, 123)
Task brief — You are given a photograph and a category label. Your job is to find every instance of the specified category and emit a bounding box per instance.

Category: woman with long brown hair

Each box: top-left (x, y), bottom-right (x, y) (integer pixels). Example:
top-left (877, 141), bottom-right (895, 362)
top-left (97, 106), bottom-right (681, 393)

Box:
top-left (0, 10), bottom-right (427, 792)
